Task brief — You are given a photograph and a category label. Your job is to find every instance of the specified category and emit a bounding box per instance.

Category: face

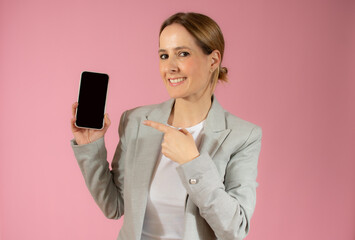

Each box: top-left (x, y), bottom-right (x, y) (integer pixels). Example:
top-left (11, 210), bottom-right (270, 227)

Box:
top-left (159, 24), bottom-right (216, 100)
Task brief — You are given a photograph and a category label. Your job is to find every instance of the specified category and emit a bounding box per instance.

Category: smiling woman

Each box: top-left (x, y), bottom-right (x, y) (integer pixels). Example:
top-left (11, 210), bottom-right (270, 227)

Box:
top-left (159, 23), bottom-right (216, 102)
top-left (71, 12), bottom-right (262, 240)
top-left (159, 13), bottom-right (228, 93)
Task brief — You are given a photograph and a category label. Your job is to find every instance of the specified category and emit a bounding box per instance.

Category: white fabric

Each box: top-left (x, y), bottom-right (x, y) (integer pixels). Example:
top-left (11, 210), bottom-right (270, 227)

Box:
top-left (141, 120), bottom-right (205, 240)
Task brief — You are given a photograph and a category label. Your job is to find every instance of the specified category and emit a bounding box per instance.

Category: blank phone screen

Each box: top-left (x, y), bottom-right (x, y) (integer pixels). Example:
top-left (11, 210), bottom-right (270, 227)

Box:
top-left (75, 71), bottom-right (109, 129)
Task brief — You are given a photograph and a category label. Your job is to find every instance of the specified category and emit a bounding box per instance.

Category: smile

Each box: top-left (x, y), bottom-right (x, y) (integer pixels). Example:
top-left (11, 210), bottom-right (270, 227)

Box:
top-left (169, 77), bottom-right (186, 83)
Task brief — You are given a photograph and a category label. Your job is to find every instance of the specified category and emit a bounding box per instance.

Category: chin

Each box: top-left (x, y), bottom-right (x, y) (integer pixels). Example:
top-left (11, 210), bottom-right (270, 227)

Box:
top-left (167, 92), bottom-right (183, 99)
top-left (165, 87), bottom-right (185, 99)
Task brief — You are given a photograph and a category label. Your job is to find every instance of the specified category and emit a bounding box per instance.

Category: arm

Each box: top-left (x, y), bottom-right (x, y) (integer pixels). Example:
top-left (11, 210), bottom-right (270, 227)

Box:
top-left (176, 126), bottom-right (262, 240)
top-left (71, 111), bottom-right (127, 219)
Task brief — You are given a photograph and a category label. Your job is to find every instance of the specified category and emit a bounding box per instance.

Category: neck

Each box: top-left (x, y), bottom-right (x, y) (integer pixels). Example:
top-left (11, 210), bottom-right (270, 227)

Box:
top-left (168, 94), bottom-right (212, 128)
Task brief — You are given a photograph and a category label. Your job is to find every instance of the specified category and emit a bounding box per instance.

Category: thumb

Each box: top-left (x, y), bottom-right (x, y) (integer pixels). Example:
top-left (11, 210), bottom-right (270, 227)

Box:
top-left (103, 113), bottom-right (111, 129)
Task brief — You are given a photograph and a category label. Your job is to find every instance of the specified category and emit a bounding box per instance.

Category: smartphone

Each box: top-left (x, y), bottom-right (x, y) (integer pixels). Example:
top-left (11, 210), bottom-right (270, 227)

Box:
top-left (75, 71), bottom-right (109, 130)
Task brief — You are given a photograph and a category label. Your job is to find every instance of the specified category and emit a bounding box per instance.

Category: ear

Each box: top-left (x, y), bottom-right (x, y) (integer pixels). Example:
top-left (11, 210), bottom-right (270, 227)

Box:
top-left (210, 50), bottom-right (221, 71)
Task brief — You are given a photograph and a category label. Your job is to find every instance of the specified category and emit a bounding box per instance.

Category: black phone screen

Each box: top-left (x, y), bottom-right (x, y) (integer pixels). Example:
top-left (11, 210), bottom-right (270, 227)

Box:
top-left (75, 71), bottom-right (109, 129)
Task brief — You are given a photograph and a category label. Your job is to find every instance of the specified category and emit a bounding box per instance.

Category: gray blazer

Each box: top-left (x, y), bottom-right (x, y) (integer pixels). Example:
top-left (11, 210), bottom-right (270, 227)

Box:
top-left (72, 97), bottom-right (262, 240)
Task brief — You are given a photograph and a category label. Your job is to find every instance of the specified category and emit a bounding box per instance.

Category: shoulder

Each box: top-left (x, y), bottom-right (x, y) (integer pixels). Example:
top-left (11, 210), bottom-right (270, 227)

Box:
top-left (124, 103), bottom-right (160, 119)
top-left (224, 112), bottom-right (262, 153)
top-left (118, 100), bottom-right (171, 138)
top-left (120, 98), bottom-right (173, 123)
top-left (210, 97), bottom-right (262, 138)
top-left (210, 98), bottom-right (262, 150)
top-left (224, 111), bottom-right (262, 137)
top-left (215, 107), bottom-right (262, 159)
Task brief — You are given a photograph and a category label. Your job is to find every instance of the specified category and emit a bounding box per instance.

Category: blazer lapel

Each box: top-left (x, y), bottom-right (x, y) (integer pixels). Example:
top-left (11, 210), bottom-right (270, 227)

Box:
top-left (184, 97), bottom-right (231, 239)
top-left (130, 99), bottom-right (174, 236)
top-left (199, 97), bottom-right (231, 159)
top-left (176, 99), bottom-right (231, 205)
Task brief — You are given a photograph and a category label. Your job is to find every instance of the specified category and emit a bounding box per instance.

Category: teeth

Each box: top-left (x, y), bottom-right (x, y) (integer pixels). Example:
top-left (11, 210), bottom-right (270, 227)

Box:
top-left (169, 78), bottom-right (185, 83)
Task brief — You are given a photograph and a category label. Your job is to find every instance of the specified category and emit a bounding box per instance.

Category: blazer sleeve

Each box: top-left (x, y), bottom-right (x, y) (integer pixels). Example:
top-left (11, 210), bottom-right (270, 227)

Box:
top-left (71, 111), bottom-right (127, 219)
top-left (176, 126), bottom-right (262, 240)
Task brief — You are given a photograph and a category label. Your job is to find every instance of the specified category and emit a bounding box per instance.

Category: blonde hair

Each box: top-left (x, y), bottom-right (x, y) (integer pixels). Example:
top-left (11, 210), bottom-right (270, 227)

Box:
top-left (160, 12), bottom-right (228, 91)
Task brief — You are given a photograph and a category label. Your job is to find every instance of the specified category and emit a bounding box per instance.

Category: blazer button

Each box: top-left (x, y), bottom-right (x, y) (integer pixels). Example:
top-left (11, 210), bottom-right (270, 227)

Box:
top-left (189, 178), bottom-right (198, 185)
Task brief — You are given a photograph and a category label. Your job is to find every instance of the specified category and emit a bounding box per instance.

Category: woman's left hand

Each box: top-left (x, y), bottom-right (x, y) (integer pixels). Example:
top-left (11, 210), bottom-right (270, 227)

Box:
top-left (143, 120), bottom-right (200, 164)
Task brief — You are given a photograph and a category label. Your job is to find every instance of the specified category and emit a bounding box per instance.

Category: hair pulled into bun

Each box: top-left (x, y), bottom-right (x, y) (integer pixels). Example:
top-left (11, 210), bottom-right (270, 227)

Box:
top-left (218, 66), bottom-right (228, 82)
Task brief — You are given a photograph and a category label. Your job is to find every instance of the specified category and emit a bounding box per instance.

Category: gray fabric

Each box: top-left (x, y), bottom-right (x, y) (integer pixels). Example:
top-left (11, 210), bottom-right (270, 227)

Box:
top-left (71, 97), bottom-right (262, 240)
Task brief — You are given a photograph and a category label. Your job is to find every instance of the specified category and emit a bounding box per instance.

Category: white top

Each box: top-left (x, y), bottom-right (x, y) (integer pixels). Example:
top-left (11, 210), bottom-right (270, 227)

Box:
top-left (141, 120), bottom-right (205, 240)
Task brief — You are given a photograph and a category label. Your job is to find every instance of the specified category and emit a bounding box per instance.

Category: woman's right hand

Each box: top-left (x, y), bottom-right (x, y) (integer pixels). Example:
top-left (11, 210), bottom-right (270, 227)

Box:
top-left (71, 102), bottom-right (111, 145)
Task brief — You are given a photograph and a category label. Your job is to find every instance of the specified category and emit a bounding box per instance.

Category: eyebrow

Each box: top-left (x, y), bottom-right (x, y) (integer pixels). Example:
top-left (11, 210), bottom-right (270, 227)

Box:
top-left (158, 46), bottom-right (192, 53)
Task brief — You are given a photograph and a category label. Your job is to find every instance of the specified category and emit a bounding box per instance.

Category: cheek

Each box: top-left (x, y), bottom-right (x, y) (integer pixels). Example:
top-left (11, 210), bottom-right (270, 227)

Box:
top-left (181, 58), bottom-right (198, 75)
top-left (159, 62), bottom-right (166, 76)
top-left (188, 56), bottom-right (209, 73)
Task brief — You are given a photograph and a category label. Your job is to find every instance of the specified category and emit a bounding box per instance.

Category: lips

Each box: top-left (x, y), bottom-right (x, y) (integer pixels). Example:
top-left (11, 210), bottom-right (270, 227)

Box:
top-left (168, 77), bottom-right (186, 87)
top-left (169, 77), bottom-right (186, 83)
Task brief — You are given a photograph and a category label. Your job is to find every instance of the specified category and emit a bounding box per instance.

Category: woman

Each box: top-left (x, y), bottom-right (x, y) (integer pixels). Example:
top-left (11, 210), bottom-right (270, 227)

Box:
top-left (71, 12), bottom-right (262, 240)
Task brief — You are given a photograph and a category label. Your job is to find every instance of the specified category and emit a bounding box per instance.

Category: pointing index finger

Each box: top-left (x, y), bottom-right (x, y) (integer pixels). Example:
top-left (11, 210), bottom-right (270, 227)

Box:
top-left (143, 120), bottom-right (171, 133)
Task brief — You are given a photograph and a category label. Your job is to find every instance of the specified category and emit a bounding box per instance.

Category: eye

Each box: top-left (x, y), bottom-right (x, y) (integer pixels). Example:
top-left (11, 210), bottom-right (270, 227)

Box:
top-left (179, 51), bottom-right (190, 57)
top-left (160, 54), bottom-right (168, 60)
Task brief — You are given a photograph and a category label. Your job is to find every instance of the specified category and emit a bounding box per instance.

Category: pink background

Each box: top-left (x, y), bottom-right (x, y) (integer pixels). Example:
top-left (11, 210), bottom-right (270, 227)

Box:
top-left (1, 0), bottom-right (354, 239)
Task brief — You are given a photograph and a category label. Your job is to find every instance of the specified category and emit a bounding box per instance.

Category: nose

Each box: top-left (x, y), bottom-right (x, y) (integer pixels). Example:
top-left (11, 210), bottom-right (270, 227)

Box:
top-left (166, 56), bottom-right (179, 73)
